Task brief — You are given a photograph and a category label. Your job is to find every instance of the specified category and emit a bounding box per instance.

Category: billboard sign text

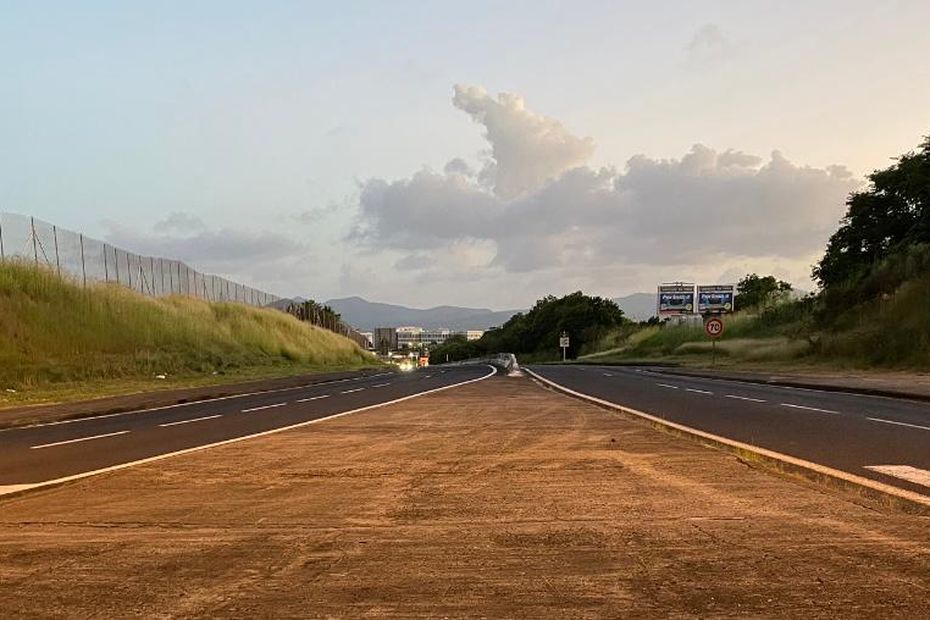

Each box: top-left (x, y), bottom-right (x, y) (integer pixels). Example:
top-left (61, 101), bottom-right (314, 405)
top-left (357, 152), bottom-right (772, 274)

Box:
top-left (657, 284), bottom-right (695, 316)
top-left (697, 285), bottom-right (735, 314)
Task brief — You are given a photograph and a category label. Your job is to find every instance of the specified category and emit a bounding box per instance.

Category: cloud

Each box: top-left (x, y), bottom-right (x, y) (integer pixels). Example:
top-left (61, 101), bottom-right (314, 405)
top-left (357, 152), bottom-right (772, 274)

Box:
top-left (351, 85), bottom-right (860, 292)
top-left (152, 211), bottom-right (206, 233)
top-left (686, 23), bottom-right (733, 66)
top-left (451, 84), bottom-right (595, 199)
top-left (105, 212), bottom-right (308, 272)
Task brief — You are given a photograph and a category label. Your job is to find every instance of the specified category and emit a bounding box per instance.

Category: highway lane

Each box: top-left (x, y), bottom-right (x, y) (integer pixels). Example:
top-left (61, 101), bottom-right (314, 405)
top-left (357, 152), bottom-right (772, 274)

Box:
top-left (527, 364), bottom-right (930, 498)
top-left (0, 365), bottom-right (495, 491)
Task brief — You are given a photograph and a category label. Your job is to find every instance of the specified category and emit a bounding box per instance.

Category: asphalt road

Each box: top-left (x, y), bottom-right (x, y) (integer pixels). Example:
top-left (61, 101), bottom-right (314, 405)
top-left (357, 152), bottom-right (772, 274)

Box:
top-left (527, 364), bottom-right (930, 499)
top-left (0, 365), bottom-right (495, 492)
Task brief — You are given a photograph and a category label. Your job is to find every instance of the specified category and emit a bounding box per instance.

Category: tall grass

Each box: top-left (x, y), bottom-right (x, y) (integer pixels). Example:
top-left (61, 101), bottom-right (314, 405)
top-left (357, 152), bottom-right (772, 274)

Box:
top-left (0, 261), bottom-right (376, 388)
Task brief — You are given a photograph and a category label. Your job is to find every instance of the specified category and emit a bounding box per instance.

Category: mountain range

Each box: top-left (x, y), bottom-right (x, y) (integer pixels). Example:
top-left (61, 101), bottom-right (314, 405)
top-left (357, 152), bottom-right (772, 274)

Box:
top-left (324, 294), bottom-right (657, 331)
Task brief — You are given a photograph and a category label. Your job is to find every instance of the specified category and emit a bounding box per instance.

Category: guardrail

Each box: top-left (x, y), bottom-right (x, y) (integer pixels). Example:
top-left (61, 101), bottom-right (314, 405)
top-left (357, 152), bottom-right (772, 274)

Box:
top-left (440, 353), bottom-right (519, 374)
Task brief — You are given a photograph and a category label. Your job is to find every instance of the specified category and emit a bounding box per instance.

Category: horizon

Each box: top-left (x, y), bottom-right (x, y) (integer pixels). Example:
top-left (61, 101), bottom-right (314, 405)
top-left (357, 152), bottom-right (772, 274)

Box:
top-left (3, 1), bottom-right (929, 307)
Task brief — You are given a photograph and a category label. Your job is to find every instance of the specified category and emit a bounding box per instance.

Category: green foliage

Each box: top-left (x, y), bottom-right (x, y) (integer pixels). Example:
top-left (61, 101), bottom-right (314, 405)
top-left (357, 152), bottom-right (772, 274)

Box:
top-left (735, 273), bottom-right (792, 310)
top-left (0, 261), bottom-right (376, 388)
top-left (452, 291), bottom-right (627, 361)
top-left (425, 334), bottom-right (486, 364)
top-left (814, 135), bottom-right (930, 290)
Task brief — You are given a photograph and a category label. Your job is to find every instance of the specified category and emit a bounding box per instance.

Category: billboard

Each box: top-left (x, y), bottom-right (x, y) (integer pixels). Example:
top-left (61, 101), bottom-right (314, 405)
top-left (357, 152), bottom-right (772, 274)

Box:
top-left (657, 284), bottom-right (695, 316)
top-left (697, 285), bottom-right (735, 314)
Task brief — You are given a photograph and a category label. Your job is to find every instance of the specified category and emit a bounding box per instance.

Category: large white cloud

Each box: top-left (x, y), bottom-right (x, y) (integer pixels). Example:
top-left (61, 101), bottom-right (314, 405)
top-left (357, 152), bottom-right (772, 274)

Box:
top-left (452, 84), bottom-right (595, 199)
top-left (352, 86), bottom-right (859, 287)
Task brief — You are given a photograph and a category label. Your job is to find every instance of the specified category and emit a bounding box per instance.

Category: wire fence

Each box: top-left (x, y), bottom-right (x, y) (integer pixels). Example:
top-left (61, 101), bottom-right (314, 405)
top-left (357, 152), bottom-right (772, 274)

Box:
top-left (0, 212), bottom-right (279, 307)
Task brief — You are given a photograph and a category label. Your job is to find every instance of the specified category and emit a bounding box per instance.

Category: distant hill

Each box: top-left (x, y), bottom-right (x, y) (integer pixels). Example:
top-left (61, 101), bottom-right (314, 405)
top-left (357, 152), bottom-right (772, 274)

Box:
top-left (613, 293), bottom-right (656, 321)
top-left (325, 296), bottom-right (520, 331)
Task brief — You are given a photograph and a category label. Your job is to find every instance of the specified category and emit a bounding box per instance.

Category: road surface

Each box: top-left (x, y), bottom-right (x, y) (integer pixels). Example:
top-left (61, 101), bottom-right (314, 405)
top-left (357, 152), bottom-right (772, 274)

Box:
top-left (0, 365), bottom-right (494, 493)
top-left (527, 364), bottom-right (930, 499)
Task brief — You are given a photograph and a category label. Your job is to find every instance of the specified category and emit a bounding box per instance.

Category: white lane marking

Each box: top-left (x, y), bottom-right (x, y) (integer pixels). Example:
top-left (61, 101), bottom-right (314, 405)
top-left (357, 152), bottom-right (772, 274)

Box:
top-left (159, 414), bottom-right (223, 428)
top-left (424, 375), bottom-right (432, 379)
top-left (31, 430), bottom-right (130, 450)
top-left (1, 366), bottom-right (497, 498)
top-left (780, 403), bottom-right (838, 415)
top-left (0, 372), bottom-right (389, 433)
top-left (524, 368), bottom-right (930, 509)
top-left (603, 373), bottom-right (613, 377)
top-left (372, 383), bottom-right (391, 388)
top-left (241, 402), bottom-right (287, 413)
top-left (725, 394), bottom-right (766, 403)
top-left (867, 417), bottom-right (930, 432)
top-left (686, 388), bottom-right (713, 395)
top-left (296, 394), bottom-right (330, 403)
top-left (865, 465), bottom-right (930, 489)
top-left (657, 383), bottom-right (679, 390)
top-left (340, 388), bottom-right (365, 394)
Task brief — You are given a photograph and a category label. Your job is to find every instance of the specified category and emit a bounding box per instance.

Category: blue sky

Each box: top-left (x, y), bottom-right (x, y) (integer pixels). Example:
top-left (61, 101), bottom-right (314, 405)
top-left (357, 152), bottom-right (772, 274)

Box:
top-left (2, 1), bottom-right (929, 307)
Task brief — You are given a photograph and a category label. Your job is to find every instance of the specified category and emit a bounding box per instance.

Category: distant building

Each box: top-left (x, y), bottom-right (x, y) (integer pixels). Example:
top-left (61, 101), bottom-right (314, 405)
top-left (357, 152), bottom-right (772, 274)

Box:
top-left (376, 326), bottom-right (479, 351)
top-left (373, 327), bottom-right (398, 353)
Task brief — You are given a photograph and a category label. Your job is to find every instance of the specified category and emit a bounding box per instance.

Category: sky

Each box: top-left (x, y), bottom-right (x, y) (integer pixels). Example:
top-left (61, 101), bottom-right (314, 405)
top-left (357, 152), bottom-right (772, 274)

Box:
top-left (2, 1), bottom-right (929, 309)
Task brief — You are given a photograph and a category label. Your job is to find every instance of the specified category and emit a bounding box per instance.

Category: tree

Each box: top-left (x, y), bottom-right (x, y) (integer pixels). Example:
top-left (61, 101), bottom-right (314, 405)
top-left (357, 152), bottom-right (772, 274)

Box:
top-left (814, 135), bottom-right (930, 290)
top-left (735, 274), bottom-right (792, 310)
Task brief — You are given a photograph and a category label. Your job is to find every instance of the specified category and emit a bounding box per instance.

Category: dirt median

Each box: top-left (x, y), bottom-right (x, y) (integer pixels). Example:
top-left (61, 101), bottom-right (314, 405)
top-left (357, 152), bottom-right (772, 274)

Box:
top-left (1, 375), bottom-right (928, 617)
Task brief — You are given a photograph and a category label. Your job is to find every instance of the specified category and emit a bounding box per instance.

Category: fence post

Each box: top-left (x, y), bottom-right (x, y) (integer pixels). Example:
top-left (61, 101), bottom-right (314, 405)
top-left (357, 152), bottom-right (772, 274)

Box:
top-left (127, 253), bottom-right (133, 290)
top-left (80, 234), bottom-right (87, 287)
top-left (31, 217), bottom-right (38, 266)
top-left (103, 244), bottom-right (109, 281)
top-left (52, 225), bottom-right (61, 277)
top-left (114, 249), bottom-right (120, 284)
top-left (0, 214), bottom-right (5, 260)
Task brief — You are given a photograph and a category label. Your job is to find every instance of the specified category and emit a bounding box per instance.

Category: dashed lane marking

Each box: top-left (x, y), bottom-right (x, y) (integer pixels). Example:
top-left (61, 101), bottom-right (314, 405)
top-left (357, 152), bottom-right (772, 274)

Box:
top-left (31, 430), bottom-right (130, 450)
top-left (340, 388), bottom-right (365, 394)
top-left (241, 402), bottom-right (288, 413)
top-left (159, 414), bottom-right (223, 427)
top-left (372, 383), bottom-right (391, 388)
top-left (725, 394), bottom-right (766, 403)
top-left (867, 417), bottom-right (930, 432)
top-left (296, 395), bottom-right (330, 403)
top-left (686, 388), bottom-right (714, 395)
top-left (657, 383), bottom-right (679, 390)
top-left (780, 403), bottom-right (838, 415)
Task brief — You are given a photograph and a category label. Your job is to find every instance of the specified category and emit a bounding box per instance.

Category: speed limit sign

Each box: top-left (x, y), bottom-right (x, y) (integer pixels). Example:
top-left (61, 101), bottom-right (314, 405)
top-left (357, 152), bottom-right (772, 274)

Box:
top-left (704, 317), bottom-right (724, 339)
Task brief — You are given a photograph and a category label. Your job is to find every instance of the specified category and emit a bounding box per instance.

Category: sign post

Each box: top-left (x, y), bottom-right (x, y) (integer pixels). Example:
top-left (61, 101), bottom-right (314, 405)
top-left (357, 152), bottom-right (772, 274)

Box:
top-left (559, 332), bottom-right (570, 362)
top-left (704, 317), bottom-right (724, 367)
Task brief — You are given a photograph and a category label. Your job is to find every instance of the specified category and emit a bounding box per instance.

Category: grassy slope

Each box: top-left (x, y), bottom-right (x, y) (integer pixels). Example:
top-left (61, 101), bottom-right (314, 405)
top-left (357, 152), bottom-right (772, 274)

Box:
top-left (0, 262), bottom-right (378, 404)
top-left (584, 275), bottom-right (930, 371)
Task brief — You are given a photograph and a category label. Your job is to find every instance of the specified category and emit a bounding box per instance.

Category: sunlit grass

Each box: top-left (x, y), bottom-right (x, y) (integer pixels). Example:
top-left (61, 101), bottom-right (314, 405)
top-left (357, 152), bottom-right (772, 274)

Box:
top-left (0, 260), bottom-right (378, 392)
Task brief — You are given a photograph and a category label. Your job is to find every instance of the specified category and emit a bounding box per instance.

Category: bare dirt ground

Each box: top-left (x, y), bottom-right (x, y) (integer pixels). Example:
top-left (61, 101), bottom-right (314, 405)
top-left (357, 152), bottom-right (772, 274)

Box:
top-left (1, 376), bottom-right (928, 618)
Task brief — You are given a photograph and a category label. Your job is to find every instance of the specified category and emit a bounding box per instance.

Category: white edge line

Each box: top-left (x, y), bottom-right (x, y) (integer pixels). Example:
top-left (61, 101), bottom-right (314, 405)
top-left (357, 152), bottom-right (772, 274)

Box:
top-left (30, 430), bottom-right (130, 450)
top-left (0, 372), bottom-right (395, 432)
top-left (524, 368), bottom-right (930, 509)
top-left (0, 366), bottom-right (497, 498)
top-left (867, 417), bottom-right (930, 432)
top-left (158, 414), bottom-right (223, 428)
